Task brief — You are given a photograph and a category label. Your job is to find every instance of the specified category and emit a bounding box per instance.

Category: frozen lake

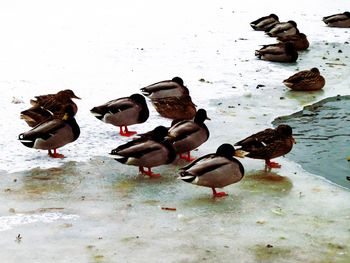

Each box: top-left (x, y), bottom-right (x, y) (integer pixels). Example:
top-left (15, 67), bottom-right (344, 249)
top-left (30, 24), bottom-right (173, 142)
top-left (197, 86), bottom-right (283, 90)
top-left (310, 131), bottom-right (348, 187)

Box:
top-left (0, 0), bottom-right (350, 262)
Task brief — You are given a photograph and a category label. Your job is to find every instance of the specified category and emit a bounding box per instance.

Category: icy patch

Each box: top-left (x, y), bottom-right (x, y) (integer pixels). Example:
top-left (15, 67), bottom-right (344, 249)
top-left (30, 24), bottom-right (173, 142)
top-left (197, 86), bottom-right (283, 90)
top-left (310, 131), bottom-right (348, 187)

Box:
top-left (0, 213), bottom-right (79, 232)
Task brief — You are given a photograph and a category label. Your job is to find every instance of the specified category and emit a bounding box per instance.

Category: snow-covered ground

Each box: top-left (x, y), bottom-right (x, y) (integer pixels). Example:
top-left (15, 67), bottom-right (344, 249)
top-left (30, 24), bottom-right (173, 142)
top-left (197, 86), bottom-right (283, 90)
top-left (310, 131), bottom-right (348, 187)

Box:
top-left (0, 0), bottom-right (349, 262)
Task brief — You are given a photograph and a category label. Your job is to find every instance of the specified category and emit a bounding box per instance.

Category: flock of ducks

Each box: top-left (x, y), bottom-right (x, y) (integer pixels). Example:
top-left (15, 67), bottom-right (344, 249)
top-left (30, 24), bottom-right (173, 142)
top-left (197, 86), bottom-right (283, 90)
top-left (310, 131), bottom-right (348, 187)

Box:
top-left (17, 11), bottom-right (349, 197)
top-left (252, 11), bottom-right (350, 92)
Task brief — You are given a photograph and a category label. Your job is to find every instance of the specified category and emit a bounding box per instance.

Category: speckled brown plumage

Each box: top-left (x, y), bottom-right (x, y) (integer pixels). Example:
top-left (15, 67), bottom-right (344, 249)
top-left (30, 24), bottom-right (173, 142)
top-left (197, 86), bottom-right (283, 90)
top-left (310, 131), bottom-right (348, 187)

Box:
top-left (234, 125), bottom-right (295, 168)
top-left (141, 77), bottom-right (197, 120)
top-left (283, 68), bottom-right (325, 91)
top-left (21, 89), bottom-right (80, 127)
top-left (151, 95), bottom-right (196, 120)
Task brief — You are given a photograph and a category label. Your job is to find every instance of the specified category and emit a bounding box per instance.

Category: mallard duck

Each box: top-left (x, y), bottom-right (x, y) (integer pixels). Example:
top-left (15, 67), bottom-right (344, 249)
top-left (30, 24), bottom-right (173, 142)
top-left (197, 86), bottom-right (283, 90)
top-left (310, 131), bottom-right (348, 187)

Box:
top-left (110, 126), bottom-right (176, 177)
top-left (90, 94), bottom-right (149, 137)
top-left (141, 77), bottom-right (189, 99)
top-left (250, 14), bottom-right (279, 31)
top-left (265, 20), bottom-right (299, 37)
top-left (167, 109), bottom-right (210, 161)
top-left (255, 42), bottom-right (298, 63)
top-left (179, 144), bottom-right (244, 198)
top-left (323, 12), bottom-right (350, 28)
top-left (234, 124), bottom-right (295, 169)
top-left (277, 33), bottom-right (309, 51)
top-left (18, 105), bottom-right (80, 158)
top-left (283, 68), bottom-right (325, 91)
top-left (21, 89), bottom-right (80, 127)
top-left (141, 77), bottom-right (197, 120)
top-left (30, 89), bottom-right (80, 113)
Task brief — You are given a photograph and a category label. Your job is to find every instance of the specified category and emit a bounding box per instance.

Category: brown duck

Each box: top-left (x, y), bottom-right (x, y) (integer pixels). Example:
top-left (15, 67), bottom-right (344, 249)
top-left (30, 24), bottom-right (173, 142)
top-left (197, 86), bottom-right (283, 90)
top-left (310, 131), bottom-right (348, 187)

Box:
top-left (250, 14), bottom-right (279, 31)
top-left (141, 77), bottom-right (196, 120)
top-left (21, 89), bottom-right (80, 127)
top-left (265, 20), bottom-right (299, 37)
top-left (234, 125), bottom-right (296, 169)
top-left (255, 42), bottom-right (298, 63)
top-left (277, 33), bottom-right (309, 51)
top-left (283, 68), bottom-right (325, 91)
top-left (323, 12), bottom-right (350, 28)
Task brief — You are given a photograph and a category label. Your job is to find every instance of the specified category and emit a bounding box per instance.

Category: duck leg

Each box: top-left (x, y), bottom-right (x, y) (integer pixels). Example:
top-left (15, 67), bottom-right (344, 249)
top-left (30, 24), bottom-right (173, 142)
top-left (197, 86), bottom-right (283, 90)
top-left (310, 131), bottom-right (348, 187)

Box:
top-left (265, 159), bottom-right (281, 169)
top-left (179, 152), bottom-right (196, 162)
top-left (119, 126), bottom-right (137, 137)
top-left (139, 167), bottom-right (161, 178)
top-left (48, 149), bottom-right (64, 158)
top-left (212, 188), bottom-right (228, 198)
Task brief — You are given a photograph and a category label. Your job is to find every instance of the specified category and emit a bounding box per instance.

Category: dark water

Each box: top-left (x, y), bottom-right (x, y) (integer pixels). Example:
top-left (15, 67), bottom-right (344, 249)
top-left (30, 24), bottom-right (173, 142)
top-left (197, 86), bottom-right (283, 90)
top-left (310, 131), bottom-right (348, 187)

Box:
top-left (273, 95), bottom-right (350, 189)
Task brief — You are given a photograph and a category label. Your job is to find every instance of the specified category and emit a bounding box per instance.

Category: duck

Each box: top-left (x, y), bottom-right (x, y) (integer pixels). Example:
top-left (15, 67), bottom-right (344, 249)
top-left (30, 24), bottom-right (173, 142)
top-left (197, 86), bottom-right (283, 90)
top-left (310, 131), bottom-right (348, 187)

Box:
top-left (141, 77), bottom-right (196, 120)
top-left (283, 68), bottom-right (325, 91)
top-left (90, 93), bottom-right (149, 137)
top-left (21, 89), bottom-right (81, 127)
top-left (323, 12), bottom-right (350, 28)
top-left (234, 124), bottom-right (295, 169)
top-left (141, 77), bottom-right (189, 99)
top-left (250, 14), bottom-right (279, 31)
top-left (255, 42), bottom-right (298, 63)
top-left (18, 105), bottom-right (80, 158)
top-left (277, 32), bottom-right (309, 51)
top-left (179, 144), bottom-right (244, 198)
top-left (110, 126), bottom-right (176, 177)
top-left (30, 89), bottom-right (80, 113)
top-left (167, 109), bottom-right (210, 162)
top-left (265, 20), bottom-right (299, 37)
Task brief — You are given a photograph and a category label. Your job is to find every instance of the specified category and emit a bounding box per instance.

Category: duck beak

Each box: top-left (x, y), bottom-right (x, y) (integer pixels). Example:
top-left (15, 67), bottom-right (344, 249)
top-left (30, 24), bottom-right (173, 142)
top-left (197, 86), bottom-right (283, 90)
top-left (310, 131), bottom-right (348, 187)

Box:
top-left (206, 116), bottom-right (211, 120)
top-left (292, 137), bottom-right (296, 144)
top-left (73, 95), bottom-right (81, 99)
top-left (166, 134), bottom-right (176, 142)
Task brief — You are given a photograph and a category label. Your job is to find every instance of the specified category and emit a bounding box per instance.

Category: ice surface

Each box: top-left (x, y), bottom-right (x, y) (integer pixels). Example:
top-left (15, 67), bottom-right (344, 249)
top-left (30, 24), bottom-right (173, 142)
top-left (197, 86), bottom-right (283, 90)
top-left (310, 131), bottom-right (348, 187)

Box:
top-left (0, 0), bottom-right (350, 262)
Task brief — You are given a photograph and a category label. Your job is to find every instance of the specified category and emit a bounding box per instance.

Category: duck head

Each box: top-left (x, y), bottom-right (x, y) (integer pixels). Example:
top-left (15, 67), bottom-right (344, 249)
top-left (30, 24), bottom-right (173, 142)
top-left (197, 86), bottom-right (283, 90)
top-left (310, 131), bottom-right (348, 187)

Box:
top-left (276, 124), bottom-right (296, 143)
top-left (149, 126), bottom-right (169, 141)
top-left (216, 143), bottom-right (236, 159)
top-left (194, 109), bottom-right (210, 124)
top-left (130, 93), bottom-right (147, 104)
top-left (58, 89), bottom-right (81, 100)
top-left (171, 77), bottom-right (184, 86)
top-left (310, 67), bottom-right (320, 74)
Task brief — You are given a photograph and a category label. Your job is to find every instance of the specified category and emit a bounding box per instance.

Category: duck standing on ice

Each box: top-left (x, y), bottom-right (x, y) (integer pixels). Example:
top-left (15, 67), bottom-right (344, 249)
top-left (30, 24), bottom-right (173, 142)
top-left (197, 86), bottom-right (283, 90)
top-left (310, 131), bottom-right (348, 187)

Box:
top-left (179, 144), bottom-right (244, 198)
top-left (234, 124), bottom-right (296, 169)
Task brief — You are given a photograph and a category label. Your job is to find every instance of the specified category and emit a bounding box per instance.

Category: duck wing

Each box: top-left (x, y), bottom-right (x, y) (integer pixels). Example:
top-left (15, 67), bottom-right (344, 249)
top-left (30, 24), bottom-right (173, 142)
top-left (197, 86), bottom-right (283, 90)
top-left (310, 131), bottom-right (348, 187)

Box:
top-left (19, 119), bottom-right (66, 142)
top-left (91, 98), bottom-right (135, 115)
top-left (235, 128), bottom-right (277, 150)
top-left (180, 153), bottom-right (216, 171)
top-left (20, 106), bottom-right (54, 127)
top-left (283, 70), bottom-right (314, 84)
top-left (111, 139), bottom-right (162, 159)
top-left (168, 121), bottom-right (200, 141)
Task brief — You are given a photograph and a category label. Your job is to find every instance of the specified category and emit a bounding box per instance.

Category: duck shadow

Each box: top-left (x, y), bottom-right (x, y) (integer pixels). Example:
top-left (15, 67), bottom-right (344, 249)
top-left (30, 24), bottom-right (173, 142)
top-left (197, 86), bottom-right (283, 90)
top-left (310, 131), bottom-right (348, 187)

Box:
top-left (284, 89), bottom-right (325, 105)
top-left (14, 161), bottom-right (82, 197)
top-left (240, 169), bottom-right (293, 196)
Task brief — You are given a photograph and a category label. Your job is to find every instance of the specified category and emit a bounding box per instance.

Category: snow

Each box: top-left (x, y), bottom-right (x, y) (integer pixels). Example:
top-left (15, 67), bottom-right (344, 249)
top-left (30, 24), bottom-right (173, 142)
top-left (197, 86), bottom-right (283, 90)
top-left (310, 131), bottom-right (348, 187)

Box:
top-left (0, 0), bottom-right (350, 262)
